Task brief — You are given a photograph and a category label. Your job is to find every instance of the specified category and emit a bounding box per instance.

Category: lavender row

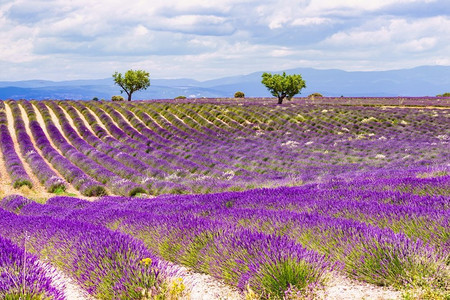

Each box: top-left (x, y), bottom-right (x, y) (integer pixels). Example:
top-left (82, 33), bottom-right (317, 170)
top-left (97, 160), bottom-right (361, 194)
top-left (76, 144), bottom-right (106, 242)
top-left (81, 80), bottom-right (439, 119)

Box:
top-left (68, 100), bottom-right (181, 175)
top-left (149, 102), bottom-right (259, 174)
top-left (152, 102), bottom-right (220, 143)
top-left (0, 233), bottom-right (64, 299)
top-left (109, 102), bottom-right (176, 145)
top-left (66, 101), bottom-right (220, 194)
top-left (99, 101), bottom-right (233, 177)
top-left (61, 180), bottom-right (448, 289)
top-left (127, 102), bottom-right (257, 177)
top-left (19, 100), bottom-right (106, 196)
top-left (7, 100), bottom-right (67, 192)
top-left (12, 184), bottom-right (449, 294)
top-left (45, 101), bottom-right (148, 190)
top-left (132, 103), bottom-right (196, 143)
top-left (0, 101), bottom-right (32, 188)
top-left (7, 195), bottom-right (332, 297)
top-left (84, 101), bottom-right (214, 175)
top-left (122, 102), bottom-right (186, 143)
top-left (108, 104), bottom-right (239, 180)
top-left (96, 101), bottom-right (215, 174)
top-left (144, 184), bottom-right (449, 248)
top-left (83, 101), bottom-right (154, 151)
top-left (70, 100), bottom-right (196, 174)
top-left (95, 101), bottom-right (170, 150)
top-left (32, 101), bottom-right (143, 196)
top-left (58, 101), bottom-right (166, 178)
top-left (0, 196), bottom-right (167, 299)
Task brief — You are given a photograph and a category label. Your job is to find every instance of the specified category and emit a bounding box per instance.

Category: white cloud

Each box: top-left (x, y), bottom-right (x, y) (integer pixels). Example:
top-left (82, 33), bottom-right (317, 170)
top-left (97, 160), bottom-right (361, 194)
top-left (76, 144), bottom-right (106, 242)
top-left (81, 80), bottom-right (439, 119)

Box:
top-left (0, 0), bottom-right (449, 81)
top-left (291, 17), bottom-right (331, 26)
top-left (322, 16), bottom-right (450, 50)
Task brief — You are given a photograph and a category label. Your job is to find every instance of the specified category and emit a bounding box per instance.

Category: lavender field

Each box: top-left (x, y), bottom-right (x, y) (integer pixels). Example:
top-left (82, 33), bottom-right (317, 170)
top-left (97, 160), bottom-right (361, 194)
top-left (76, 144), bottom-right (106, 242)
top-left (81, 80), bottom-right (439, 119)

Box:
top-left (0, 98), bottom-right (449, 299)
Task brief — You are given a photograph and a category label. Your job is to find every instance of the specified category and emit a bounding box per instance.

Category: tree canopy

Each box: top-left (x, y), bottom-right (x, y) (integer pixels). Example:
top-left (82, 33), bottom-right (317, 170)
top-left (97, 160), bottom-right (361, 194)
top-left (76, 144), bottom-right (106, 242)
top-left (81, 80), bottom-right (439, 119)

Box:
top-left (261, 72), bottom-right (306, 104)
top-left (112, 69), bottom-right (150, 101)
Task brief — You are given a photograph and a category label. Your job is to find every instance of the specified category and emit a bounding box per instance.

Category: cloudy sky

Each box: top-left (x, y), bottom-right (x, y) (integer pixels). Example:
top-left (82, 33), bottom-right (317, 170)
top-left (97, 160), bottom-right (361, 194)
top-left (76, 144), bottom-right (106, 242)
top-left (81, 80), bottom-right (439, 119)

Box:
top-left (0, 0), bottom-right (449, 81)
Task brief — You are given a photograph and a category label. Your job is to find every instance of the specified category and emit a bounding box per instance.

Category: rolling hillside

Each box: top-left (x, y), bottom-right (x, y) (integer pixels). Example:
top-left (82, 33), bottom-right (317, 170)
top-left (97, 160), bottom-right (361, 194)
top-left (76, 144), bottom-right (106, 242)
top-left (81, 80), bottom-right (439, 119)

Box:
top-left (0, 98), bottom-right (448, 197)
top-left (1, 65), bottom-right (449, 100)
top-left (0, 98), bottom-right (449, 299)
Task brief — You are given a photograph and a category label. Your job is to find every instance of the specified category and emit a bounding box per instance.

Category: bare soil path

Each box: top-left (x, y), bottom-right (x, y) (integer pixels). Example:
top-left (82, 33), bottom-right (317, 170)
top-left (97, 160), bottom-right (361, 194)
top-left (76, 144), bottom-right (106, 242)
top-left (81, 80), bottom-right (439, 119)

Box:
top-left (47, 264), bottom-right (94, 300)
top-left (319, 273), bottom-right (401, 299)
top-left (163, 264), bottom-right (402, 300)
top-left (166, 264), bottom-right (243, 299)
top-left (84, 106), bottom-right (112, 134)
top-left (18, 103), bottom-right (81, 198)
top-left (3, 102), bottom-right (50, 201)
top-left (60, 104), bottom-right (97, 138)
top-left (0, 134), bottom-right (13, 198)
top-left (32, 103), bottom-right (68, 159)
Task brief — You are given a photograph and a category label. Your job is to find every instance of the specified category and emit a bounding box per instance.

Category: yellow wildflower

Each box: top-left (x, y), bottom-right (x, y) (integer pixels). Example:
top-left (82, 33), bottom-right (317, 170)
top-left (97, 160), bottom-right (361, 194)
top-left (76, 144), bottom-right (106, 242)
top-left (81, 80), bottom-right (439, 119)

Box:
top-left (141, 257), bottom-right (152, 266)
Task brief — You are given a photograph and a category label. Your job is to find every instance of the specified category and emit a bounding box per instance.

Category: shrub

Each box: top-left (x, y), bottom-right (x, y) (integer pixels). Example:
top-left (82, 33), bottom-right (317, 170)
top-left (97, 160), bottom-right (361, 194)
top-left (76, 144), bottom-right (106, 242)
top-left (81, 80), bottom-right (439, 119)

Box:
top-left (92, 97), bottom-right (99, 101)
top-left (234, 91), bottom-right (245, 98)
top-left (175, 96), bottom-right (187, 99)
top-left (436, 92), bottom-right (450, 97)
top-left (111, 95), bottom-right (125, 102)
top-left (308, 93), bottom-right (323, 100)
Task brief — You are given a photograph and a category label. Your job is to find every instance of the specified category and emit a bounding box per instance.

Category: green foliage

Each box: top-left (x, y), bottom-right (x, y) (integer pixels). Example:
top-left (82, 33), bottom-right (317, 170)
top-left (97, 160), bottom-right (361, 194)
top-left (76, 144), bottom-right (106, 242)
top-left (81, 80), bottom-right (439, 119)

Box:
top-left (13, 179), bottom-right (32, 189)
top-left (3, 293), bottom-right (47, 300)
top-left (254, 259), bottom-right (321, 299)
top-left (92, 97), bottom-right (99, 101)
top-left (261, 72), bottom-right (306, 104)
top-left (308, 93), bottom-right (323, 99)
top-left (112, 69), bottom-right (150, 101)
top-left (436, 92), bottom-right (450, 97)
top-left (234, 91), bottom-right (245, 98)
top-left (111, 95), bottom-right (125, 102)
top-left (83, 185), bottom-right (108, 197)
top-left (49, 185), bottom-right (66, 194)
top-left (174, 95), bottom-right (187, 99)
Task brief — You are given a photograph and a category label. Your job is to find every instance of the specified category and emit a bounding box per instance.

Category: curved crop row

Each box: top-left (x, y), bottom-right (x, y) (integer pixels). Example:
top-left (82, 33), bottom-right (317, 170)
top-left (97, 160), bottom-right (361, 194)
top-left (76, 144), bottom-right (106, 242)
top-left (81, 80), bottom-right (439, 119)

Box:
top-left (18, 100), bottom-right (106, 196)
top-left (58, 101), bottom-right (165, 178)
top-left (0, 233), bottom-right (64, 299)
top-left (7, 100), bottom-right (67, 192)
top-left (0, 101), bottom-right (32, 188)
top-left (45, 101), bottom-right (147, 194)
top-left (33, 101), bottom-right (142, 196)
top-left (0, 195), bottom-right (168, 299)
top-left (5, 170), bottom-right (448, 297)
top-left (8, 195), bottom-right (332, 298)
top-left (1, 99), bottom-right (447, 196)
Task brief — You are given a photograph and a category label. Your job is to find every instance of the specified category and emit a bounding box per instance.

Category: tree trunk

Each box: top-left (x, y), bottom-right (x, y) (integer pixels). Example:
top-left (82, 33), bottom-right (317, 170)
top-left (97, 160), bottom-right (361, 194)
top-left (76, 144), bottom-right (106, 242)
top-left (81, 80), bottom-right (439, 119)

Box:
top-left (277, 96), bottom-right (284, 104)
top-left (127, 93), bottom-right (132, 101)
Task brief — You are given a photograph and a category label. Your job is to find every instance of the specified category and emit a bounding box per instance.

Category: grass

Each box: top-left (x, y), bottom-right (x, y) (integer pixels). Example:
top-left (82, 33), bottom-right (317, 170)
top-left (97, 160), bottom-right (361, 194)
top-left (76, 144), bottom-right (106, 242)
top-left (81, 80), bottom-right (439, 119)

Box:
top-left (52, 186), bottom-right (77, 196)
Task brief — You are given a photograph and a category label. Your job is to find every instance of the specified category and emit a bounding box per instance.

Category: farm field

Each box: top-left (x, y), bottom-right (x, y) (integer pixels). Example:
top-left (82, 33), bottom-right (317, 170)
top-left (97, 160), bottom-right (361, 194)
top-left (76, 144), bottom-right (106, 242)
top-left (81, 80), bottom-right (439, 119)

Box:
top-left (0, 97), bottom-right (449, 299)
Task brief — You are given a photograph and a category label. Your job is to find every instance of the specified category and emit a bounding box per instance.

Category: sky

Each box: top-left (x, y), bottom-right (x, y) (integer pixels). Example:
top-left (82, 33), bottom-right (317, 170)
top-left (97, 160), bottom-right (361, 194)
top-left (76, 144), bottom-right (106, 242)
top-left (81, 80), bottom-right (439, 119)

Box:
top-left (0, 0), bottom-right (449, 81)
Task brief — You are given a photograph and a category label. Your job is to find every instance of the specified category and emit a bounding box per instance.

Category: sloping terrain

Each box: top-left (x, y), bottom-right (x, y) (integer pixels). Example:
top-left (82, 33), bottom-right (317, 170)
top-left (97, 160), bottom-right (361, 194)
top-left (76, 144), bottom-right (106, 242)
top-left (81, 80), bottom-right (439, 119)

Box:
top-left (1, 98), bottom-right (449, 197)
top-left (1, 65), bottom-right (450, 99)
top-left (0, 98), bottom-right (448, 299)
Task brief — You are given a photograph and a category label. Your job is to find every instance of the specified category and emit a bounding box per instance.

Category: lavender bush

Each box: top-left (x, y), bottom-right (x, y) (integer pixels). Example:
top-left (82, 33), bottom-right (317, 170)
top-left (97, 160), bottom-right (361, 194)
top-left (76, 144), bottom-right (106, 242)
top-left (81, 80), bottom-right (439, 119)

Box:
top-left (0, 234), bottom-right (65, 299)
top-left (0, 207), bottom-right (167, 299)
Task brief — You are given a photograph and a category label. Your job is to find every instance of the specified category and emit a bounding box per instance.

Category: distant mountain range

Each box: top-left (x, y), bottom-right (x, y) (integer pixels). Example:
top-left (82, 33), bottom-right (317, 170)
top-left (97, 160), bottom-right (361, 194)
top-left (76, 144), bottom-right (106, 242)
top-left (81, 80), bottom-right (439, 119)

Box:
top-left (1, 65), bottom-right (449, 100)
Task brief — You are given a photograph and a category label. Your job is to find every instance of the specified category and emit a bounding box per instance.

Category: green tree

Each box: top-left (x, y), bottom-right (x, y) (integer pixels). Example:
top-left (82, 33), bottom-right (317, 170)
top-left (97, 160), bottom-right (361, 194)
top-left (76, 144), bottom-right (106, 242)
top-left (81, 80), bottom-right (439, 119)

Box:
top-left (112, 69), bottom-right (150, 101)
top-left (437, 92), bottom-right (450, 97)
top-left (261, 72), bottom-right (306, 104)
top-left (234, 91), bottom-right (245, 98)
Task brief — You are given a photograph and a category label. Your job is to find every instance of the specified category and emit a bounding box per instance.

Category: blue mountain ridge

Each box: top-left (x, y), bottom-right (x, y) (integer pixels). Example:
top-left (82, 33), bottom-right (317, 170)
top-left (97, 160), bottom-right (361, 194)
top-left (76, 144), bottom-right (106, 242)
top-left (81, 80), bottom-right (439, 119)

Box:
top-left (0, 65), bottom-right (448, 100)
